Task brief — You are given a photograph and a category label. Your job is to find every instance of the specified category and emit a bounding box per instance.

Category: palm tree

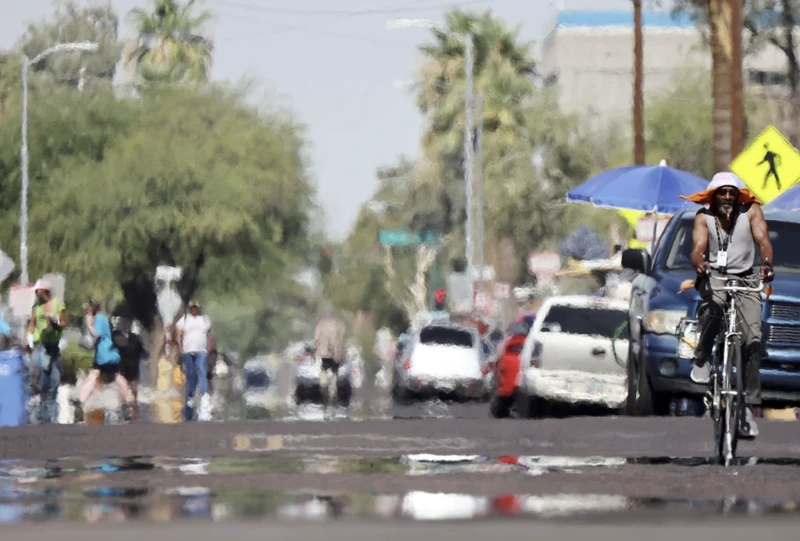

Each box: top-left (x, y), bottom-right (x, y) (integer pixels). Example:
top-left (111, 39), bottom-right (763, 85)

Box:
top-left (412, 10), bottom-right (537, 279)
top-left (125, 0), bottom-right (213, 85)
top-left (416, 10), bottom-right (536, 163)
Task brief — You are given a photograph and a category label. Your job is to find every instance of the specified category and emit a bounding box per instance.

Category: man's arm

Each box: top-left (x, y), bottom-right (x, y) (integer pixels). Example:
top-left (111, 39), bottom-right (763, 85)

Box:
top-left (57, 305), bottom-right (67, 329)
top-left (689, 212), bottom-right (709, 274)
top-left (26, 308), bottom-right (36, 336)
top-left (750, 204), bottom-right (774, 265)
top-left (175, 318), bottom-right (184, 355)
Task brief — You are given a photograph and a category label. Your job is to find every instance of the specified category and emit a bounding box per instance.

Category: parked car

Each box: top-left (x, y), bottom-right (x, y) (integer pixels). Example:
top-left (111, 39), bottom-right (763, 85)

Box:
top-left (391, 322), bottom-right (491, 402)
top-left (622, 208), bottom-right (800, 415)
top-left (241, 356), bottom-right (273, 410)
top-left (515, 295), bottom-right (630, 417)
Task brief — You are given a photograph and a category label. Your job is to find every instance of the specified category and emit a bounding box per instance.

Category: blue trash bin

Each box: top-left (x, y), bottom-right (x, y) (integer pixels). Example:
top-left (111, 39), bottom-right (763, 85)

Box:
top-left (0, 348), bottom-right (30, 427)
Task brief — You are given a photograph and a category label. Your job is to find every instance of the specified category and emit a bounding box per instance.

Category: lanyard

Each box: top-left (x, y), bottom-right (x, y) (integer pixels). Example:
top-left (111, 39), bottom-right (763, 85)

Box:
top-left (714, 217), bottom-right (729, 252)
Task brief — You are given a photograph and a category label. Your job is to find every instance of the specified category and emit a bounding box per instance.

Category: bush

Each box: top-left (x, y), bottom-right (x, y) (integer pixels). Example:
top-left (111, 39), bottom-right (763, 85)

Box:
top-left (61, 341), bottom-right (93, 385)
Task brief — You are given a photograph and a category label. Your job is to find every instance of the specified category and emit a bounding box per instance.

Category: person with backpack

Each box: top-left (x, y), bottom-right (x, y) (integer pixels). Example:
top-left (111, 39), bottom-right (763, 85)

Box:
top-left (77, 300), bottom-right (134, 422)
top-left (112, 316), bottom-right (146, 419)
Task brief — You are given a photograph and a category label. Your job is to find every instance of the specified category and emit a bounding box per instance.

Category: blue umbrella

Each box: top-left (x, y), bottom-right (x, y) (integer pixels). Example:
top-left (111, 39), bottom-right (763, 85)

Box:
top-left (763, 185), bottom-right (800, 211)
top-left (566, 160), bottom-right (708, 214)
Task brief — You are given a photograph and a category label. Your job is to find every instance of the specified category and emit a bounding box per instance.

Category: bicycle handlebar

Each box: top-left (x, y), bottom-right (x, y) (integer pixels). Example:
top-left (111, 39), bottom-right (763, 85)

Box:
top-left (708, 274), bottom-right (765, 293)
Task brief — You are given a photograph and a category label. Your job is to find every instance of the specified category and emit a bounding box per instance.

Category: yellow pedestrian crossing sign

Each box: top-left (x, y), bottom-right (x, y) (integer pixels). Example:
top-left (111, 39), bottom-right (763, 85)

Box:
top-left (729, 125), bottom-right (800, 204)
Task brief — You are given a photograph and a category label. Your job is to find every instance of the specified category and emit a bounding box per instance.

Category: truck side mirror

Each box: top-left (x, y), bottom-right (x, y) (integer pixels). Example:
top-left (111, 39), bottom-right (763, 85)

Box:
top-left (621, 248), bottom-right (651, 274)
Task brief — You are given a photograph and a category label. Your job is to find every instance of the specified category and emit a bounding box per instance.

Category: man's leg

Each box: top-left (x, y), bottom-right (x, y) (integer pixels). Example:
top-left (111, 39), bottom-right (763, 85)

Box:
top-left (181, 352), bottom-right (197, 421)
top-left (737, 290), bottom-right (763, 438)
top-left (195, 351), bottom-right (212, 421)
top-left (691, 291), bottom-right (725, 383)
top-left (38, 344), bottom-right (61, 424)
top-left (320, 358), bottom-right (338, 415)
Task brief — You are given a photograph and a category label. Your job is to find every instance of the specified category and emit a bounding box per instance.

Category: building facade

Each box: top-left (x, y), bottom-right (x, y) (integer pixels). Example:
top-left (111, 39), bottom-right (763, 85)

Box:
top-left (539, 10), bottom-right (787, 129)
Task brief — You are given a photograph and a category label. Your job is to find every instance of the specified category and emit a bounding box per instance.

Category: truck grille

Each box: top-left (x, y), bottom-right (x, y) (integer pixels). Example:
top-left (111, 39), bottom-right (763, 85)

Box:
top-left (765, 301), bottom-right (800, 345)
top-left (768, 324), bottom-right (800, 345)
top-left (770, 302), bottom-right (800, 321)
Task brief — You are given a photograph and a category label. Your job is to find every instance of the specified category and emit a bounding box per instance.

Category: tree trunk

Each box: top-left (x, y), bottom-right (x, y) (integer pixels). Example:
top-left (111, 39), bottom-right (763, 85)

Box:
top-left (709, 0), bottom-right (734, 172)
top-left (633, 0), bottom-right (645, 165)
top-left (148, 314), bottom-right (165, 386)
top-left (781, 0), bottom-right (800, 145)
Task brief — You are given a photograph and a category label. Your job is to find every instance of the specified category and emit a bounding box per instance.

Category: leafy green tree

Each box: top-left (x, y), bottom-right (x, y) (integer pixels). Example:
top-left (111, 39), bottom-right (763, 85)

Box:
top-left (22, 84), bottom-right (315, 338)
top-left (125, 0), bottom-right (213, 85)
top-left (18, 1), bottom-right (123, 89)
top-left (0, 82), bottom-right (135, 305)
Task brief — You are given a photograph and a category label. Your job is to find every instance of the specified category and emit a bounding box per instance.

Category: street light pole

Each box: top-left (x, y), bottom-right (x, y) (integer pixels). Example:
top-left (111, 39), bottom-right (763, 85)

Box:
top-left (19, 60), bottom-right (30, 286)
top-left (19, 41), bottom-right (99, 285)
top-left (386, 19), bottom-right (480, 312)
top-left (474, 92), bottom-right (484, 299)
top-left (464, 33), bottom-right (475, 298)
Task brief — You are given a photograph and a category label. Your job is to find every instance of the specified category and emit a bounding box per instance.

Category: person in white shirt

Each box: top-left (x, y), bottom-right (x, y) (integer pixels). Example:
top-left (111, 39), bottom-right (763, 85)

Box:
top-left (175, 299), bottom-right (215, 421)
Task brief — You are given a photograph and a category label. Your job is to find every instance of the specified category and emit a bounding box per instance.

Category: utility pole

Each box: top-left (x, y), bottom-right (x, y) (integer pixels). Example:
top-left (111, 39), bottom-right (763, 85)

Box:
top-left (464, 32), bottom-right (475, 305)
top-left (474, 93), bottom-right (485, 300)
top-left (730, 0), bottom-right (745, 158)
top-left (633, 0), bottom-right (645, 165)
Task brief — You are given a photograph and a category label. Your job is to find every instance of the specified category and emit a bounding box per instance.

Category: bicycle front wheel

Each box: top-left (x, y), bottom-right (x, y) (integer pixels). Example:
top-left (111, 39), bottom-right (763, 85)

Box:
top-left (723, 336), bottom-right (743, 466)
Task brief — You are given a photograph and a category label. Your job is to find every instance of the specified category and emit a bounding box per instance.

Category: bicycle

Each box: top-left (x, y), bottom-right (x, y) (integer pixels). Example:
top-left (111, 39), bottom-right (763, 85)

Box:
top-left (677, 275), bottom-right (764, 466)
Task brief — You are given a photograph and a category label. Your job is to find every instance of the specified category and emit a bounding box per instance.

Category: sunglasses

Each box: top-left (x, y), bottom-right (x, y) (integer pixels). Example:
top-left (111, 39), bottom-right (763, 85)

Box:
top-left (716, 187), bottom-right (739, 196)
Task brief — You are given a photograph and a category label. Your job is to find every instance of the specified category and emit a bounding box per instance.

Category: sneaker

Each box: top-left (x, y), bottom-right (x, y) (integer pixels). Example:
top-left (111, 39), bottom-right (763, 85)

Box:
top-left (739, 407), bottom-right (759, 439)
top-left (121, 402), bottom-right (134, 423)
top-left (198, 393), bottom-right (212, 422)
top-left (71, 399), bottom-right (84, 424)
top-left (690, 362), bottom-right (711, 384)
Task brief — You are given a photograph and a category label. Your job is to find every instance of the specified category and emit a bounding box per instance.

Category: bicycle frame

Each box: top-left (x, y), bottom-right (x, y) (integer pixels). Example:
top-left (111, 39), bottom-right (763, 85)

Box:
top-left (708, 275), bottom-right (764, 466)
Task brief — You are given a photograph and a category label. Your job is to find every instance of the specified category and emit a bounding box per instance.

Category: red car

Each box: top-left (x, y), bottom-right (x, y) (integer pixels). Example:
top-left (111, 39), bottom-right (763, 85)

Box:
top-left (489, 321), bottom-right (531, 418)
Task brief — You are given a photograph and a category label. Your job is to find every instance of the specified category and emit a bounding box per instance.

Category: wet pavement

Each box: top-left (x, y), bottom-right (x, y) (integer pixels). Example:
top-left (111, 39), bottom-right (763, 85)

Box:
top-left (7, 360), bottom-right (800, 531)
top-left (5, 452), bottom-right (800, 524)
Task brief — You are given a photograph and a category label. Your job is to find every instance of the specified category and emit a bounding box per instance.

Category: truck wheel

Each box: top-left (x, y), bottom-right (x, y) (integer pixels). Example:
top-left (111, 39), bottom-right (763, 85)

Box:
top-left (625, 345), bottom-right (670, 416)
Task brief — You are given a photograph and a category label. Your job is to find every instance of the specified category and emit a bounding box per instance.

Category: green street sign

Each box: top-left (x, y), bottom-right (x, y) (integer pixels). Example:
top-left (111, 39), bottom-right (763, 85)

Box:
top-left (378, 229), bottom-right (437, 247)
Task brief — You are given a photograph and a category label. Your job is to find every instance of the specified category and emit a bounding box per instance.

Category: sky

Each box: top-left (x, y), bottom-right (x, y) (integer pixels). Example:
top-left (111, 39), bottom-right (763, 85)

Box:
top-left (0, 0), bottom-right (646, 241)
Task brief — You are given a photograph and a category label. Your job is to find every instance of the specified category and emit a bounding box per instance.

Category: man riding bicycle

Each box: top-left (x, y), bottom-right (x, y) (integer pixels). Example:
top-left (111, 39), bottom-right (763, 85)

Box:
top-left (681, 172), bottom-right (775, 439)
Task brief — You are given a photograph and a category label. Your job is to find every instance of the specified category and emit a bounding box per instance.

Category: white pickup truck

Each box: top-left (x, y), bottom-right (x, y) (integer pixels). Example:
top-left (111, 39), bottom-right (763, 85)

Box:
top-left (516, 295), bottom-right (630, 417)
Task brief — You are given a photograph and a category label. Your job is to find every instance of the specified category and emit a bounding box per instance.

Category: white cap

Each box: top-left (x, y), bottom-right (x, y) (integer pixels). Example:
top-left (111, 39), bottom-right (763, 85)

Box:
top-left (33, 279), bottom-right (51, 292)
top-left (709, 172), bottom-right (746, 191)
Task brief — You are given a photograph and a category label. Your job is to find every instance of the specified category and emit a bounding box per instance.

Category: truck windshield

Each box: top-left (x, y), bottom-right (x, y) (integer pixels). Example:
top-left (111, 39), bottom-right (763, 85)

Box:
top-left (665, 218), bottom-right (800, 270)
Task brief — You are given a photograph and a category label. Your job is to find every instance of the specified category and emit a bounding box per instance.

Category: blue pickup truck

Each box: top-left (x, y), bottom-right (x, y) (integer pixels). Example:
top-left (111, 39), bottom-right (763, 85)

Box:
top-left (621, 208), bottom-right (800, 415)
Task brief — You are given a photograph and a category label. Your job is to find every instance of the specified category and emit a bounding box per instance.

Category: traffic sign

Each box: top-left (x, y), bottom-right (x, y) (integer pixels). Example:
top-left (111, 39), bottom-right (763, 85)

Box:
top-left (378, 229), bottom-right (437, 247)
top-left (729, 125), bottom-right (800, 204)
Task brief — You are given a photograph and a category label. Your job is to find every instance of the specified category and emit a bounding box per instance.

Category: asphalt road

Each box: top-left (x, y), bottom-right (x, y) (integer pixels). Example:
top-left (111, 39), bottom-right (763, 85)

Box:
top-left (3, 412), bottom-right (800, 534)
top-left (8, 518), bottom-right (800, 541)
top-left (6, 363), bottom-right (800, 532)
top-left (4, 416), bottom-right (800, 499)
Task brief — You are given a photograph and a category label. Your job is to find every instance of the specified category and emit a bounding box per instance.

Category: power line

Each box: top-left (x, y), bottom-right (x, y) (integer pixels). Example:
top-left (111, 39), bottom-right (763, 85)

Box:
top-left (208, 0), bottom-right (495, 17)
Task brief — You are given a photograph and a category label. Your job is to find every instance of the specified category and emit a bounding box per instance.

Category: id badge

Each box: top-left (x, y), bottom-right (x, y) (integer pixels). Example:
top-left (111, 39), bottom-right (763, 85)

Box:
top-left (717, 250), bottom-right (728, 267)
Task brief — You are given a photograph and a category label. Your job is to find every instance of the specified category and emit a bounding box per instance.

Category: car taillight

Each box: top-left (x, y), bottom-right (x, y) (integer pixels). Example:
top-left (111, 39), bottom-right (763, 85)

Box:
top-left (402, 358), bottom-right (411, 370)
top-left (530, 340), bottom-right (542, 368)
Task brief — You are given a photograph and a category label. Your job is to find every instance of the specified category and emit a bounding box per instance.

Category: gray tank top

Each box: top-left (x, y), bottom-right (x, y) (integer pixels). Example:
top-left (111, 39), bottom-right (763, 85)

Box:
top-left (704, 205), bottom-right (755, 274)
